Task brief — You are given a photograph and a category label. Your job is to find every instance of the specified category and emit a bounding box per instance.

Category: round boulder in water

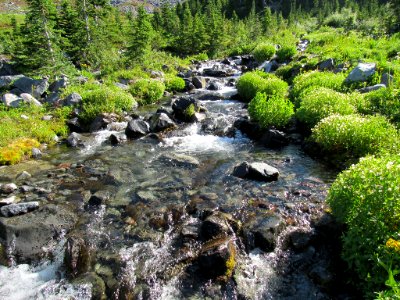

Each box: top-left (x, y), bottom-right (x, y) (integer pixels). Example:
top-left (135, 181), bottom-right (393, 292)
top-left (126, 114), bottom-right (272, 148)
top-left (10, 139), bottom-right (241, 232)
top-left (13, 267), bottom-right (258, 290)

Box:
top-left (125, 119), bottom-right (150, 139)
top-left (232, 161), bottom-right (279, 182)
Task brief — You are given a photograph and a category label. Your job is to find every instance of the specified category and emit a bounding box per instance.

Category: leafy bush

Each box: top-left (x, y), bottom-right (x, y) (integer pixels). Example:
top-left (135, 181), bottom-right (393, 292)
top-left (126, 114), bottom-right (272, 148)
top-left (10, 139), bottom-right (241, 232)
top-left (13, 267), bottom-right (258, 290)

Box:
top-left (291, 71), bottom-right (346, 107)
top-left (248, 92), bottom-right (294, 129)
top-left (276, 44), bottom-right (297, 62)
top-left (363, 88), bottom-right (400, 123)
top-left (237, 71), bottom-right (288, 102)
top-left (311, 114), bottom-right (399, 160)
top-left (323, 8), bottom-right (357, 29)
top-left (252, 42), bottom-right (276, 62)
top-left (327, 154), bottom-right (400, 295)
top-left (129, 79), bottom-right (165, 105)
top-left (164, 75), bottom-right (185, 92)
top-left (296, 87), bottom-right (356, 128)
top-left (69, 83), bottom-right (136, 124)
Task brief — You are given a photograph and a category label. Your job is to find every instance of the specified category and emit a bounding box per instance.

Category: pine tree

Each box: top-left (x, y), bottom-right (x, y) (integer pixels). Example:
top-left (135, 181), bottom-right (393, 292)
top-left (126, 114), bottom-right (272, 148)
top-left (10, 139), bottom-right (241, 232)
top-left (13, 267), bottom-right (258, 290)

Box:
top-left (126, 6), bottom-right (153, 61)
top-left (14, 0), bottom-right (65, 73)
top-left (262, 6), bottom-right (272, 33)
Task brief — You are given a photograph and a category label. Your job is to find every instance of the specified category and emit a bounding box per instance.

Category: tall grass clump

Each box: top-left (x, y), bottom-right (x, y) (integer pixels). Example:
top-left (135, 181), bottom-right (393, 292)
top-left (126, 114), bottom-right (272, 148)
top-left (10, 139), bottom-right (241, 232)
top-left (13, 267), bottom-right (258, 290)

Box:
top-left (291, 71), bottom-right (346, 107)
top-left (129, 79), bottom-right (165, 105)
top-left (65, 83), bottom-right (135, 124)
top-left (252, 42), bottom-right (276, 62)
top-left (164, 74), bottom-right (185, 92)
top-left (296, 87), bottom-right (356, 128)
top-left (248, 92), bottom-right (294, 129)
top-left (237, 71), bottom-right (288, 102)
top-left (311, 114), bottom-right (399, 161)
top-left (327, 154), bottom-right (400, 297)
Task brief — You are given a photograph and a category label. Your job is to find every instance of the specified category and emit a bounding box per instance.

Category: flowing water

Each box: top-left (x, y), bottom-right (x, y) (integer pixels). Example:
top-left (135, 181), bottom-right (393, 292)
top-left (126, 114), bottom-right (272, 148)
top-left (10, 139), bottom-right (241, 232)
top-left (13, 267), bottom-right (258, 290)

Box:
top-left (0, 62), bottom-right (345, 299)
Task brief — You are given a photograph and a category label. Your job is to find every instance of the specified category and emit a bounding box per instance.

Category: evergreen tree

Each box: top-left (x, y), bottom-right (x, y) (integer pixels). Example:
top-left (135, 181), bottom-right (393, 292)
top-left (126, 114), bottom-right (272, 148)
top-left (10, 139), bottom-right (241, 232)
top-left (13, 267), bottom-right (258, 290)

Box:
top-left (126, 6), bottom-right (153, 61)
top-left (262, 6), bottom-right (272, 33)
top-left (15, 0), bottom-right (65, 73)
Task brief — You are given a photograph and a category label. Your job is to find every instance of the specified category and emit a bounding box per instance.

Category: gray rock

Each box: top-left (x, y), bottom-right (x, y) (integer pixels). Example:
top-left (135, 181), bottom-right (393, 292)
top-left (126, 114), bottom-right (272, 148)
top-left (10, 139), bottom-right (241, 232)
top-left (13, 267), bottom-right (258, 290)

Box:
top-left (64, 235), bottom-right (94, 278)
top-left (88, 190), bottom-right (111, 206)
top-left (0, 60), bottom-right (16, 76)
top-left (381, 73), bottom-right (394, 87)
top-left (13, 76), bottom-right (48, 99)
top-left (149, 112), bottom-right (176, 132)
top-left (16, 171), bottom-right (31, 181)
top-left (150, 70), bottom-right (164, 78)
top-left (45, 92), bottom-right (61, 105)
top-left (203, 68), bottom-right (234, 77)
top-left (0, 196), bottom-right (19, 207)
top-left (192, 76), bottom-right (206, 89)
top-left (125, 119), bottom-right (150, 139)
top-left (67, 132), bottom-right (86, 147)
top-left (159, 153), bottom-right (200, 169)
top-left (20, 93), bottom-right (42, 106)
top-left (0, 201), bottom-right (40, 217)
top-left (1, 183), bottom-right (18, 194)
top-left (66, 117), bottom-right (84, 133)
top-left (232, 161), bottom-right (279, 182)
top-left (90, 113), bottom-right (118, 132)
top-left (0, 75), bottom-right (24, 89)
top-left (358, 84), bottom-right (386, 93)
top-left (114, 82), bottom-right (129, 90)
top-left (0, 204), bottom-right (77, 263)
top-left (49, 75), bottom-right (68, 93)
top-left (172, 96), bottom-right (199, 122)
top-left (2, 93), bottom-right (22, 107)
top-left (207, 81), bottom-right (222, 91)
top-left (109, 133), bottom-right (127, 145)
top-left (31, 148), bottom-right (42, 159)
top-left (345, 62), bottom-right (376, 83)
top-left (64, 92), bottom-right (82, 106)
top-left (201, 213), bottom-right (230, 241)
top-left (259, 129), bottom-right (289, 148)
top-left (318, 58), bottom-right (335, 71)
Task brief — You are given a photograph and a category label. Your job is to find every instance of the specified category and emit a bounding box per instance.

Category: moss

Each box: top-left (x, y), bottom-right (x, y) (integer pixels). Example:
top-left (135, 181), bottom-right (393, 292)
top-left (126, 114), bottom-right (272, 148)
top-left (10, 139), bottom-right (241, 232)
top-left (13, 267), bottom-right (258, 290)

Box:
top-left (0, 138), bottom-right (40, 165)
top-left (0, 243), bottom-right (8, 266)
top-left (183, 103), bottom-right (196, 119)
top-left (224, 241), bottom-right (236, 278)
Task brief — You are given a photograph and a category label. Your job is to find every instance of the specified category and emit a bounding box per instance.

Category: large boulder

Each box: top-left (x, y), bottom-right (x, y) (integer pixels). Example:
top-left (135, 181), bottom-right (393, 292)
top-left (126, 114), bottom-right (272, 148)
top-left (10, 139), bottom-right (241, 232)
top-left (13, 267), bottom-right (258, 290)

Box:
top-left (49, 75), bottom-right (68, 93)
top-left (20, 93), bottom-right (42, 106)
top-left (149, 112), bottom-right (176, 132)
top-left (125, 119), bottom-right (150, 139)
top-left (345, 63), bottom-right (376, 83)
top-left (232, 161), bottom-right (279, 182)
top-left (1, 93), bottom-right (22, 107)
top-left (13, 76), bottom-right (49, 99)
top-left (0, 75), bottom-right (24, 89)
top-left (171, 96), bottom-right (199, 122)
top-left (63, 92), bottom-right (82, 106)
top-left (0, 204), bottom-right (77, 263)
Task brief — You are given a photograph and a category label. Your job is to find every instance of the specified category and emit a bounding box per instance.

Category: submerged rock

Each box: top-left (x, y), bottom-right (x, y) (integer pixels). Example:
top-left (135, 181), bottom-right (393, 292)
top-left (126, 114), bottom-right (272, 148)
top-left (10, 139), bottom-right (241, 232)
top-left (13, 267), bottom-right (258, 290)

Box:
top-left (0, 202), bottom-right (39, 217)
top-left (232, 161), bottom-right (279, 182)
top-left (159, 153), bottom-right (200, 169)
top-left (0, 204), bottom-right (77, 263)
top-left (64, 235), bottom-right (94, 278)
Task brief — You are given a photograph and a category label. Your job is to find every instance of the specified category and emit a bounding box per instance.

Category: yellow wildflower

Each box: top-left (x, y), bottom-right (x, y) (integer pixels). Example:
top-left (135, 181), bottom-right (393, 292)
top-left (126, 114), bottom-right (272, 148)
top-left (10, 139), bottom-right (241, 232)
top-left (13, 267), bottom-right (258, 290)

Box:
top-left (386, 238), bottom-right (400, 252)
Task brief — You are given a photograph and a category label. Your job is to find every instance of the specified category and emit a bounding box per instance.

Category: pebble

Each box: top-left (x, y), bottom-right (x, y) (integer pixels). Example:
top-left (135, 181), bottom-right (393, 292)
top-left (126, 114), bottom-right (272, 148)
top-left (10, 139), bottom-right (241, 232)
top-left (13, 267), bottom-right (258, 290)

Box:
top-left (1, 183), bottom-right (18, 194)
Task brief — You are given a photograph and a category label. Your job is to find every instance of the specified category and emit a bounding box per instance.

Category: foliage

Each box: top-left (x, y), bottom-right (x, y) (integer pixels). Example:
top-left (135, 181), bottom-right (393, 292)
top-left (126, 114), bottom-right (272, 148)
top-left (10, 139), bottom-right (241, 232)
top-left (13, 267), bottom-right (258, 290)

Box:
top-left (327, 154), bottom-right (400, 295)
top-left (363, 88), bottom-right (400, 124)
top-left (311, 114), bottom-right (399, 161)
top-left (291, 71), bottom-right (346, 107)
top-left (237, 71), bottom-right (288, 102)
top-left (129, 79), bottom-right (165, 105)
top-left (0, 104), bottom-right (70, 164)
top-left (296, 87), bottom-right (356, 128)
top-left (323, 7), bottom-right (357, 29)
top-left (248, 92), bottom-right (294, 129)
top-left (252, 42), bottom-right (276, 62)
top-left (65, 83), bottom-right (135, 123)
top-left (164, 74), bottom-right (185, 92)
top-left (276, 43), bottom-right (297, 62)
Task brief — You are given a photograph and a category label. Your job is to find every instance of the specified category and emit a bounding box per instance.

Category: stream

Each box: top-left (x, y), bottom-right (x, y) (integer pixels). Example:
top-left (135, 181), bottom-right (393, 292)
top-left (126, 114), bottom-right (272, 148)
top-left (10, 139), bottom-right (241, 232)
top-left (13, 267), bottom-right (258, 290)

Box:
top-left (0, 60), bottom-right (353, 299)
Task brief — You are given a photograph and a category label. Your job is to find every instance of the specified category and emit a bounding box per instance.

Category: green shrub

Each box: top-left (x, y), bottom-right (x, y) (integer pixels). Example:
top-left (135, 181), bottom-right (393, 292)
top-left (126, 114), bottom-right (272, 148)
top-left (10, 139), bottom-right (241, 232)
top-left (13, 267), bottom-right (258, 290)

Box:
top-left (276, 44), bottom-right (297, 62)
top-left (237, 71), bottom-right (288, 102)
top-left (363, 88), bottom-right (400, 123)
top-left (323, 8), bottom-right (357, 29)
top-left (327, 154), bottom-right (400, 295)
top-left (291, 71), bottom-right (346, 107)
top-left (296, 87), bottom-right (356, 128)
top-left (164, 75), bottom-right (185, 92)
top-left (252, 43), bottom-right (276, 62)
top-left (311, 114), bottom-right (399, 160)
top-left (73, 84), bottom-right (135, 123)
top-left (129, 79), bottom-right (165, 105)
top-left (248, 92), bottom-right (294, 129)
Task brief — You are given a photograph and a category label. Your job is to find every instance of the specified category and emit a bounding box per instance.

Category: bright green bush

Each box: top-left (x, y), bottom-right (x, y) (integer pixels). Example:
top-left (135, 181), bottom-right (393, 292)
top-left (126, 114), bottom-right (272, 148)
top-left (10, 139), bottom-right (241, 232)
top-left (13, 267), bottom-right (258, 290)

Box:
top-left (248, 92), bottom-right (294, 129)
top-left (296, 87), bottom-right (356, 128)
top-left (311, 114), bottom-right (399, 160)
top-left (164, 75), bottom-right (185, 92)
top-left (252, 43), bottom-right (276, 62)
top-left (323, 8), bottom-right (357, 29)
top-left (237, 71), bottom-right (288, 102)
top-left (327, 154), bottom-right (400, 295)
top-left (129, 79), bottom-right (165, 105)
top-left (363, 88), bottom-right (400, 123)
top-left (73, 83), bottom-right (136, 123)
top-left (291, 71), bottom-right (346, 107)
top-left (276, 44), bottom-right (297, 62)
